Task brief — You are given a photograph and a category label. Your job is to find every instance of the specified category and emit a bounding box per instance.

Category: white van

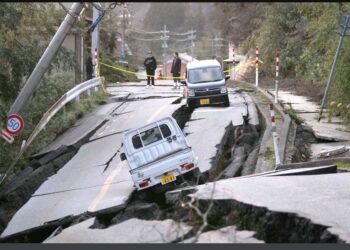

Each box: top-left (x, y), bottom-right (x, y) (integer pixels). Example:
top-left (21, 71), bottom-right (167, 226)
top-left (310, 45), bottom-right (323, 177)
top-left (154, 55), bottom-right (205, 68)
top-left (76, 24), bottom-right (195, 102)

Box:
top-left (120, 116), bottom-right (198, 191)
top-left (181, 59), bottom-right (230, 108)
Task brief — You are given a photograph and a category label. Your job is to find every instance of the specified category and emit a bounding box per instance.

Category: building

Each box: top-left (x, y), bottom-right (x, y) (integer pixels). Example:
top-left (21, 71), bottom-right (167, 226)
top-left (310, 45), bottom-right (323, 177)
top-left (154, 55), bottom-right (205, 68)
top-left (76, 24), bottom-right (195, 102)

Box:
top-left (224, 42), bottom-right (241, 79)
top-left (163, 53), bottom-right (197, 77)
top-left (53, 3), bottom-right (92, 85)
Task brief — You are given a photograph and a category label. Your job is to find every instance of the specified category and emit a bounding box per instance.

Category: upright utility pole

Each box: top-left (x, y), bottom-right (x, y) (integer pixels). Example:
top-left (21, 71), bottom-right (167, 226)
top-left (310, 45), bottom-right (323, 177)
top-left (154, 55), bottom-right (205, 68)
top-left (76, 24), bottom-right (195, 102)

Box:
top-left (161, 24), bottom-right (169, 70)
top-left (275, 52), bottom-right (280, 104)
top-left (91, 6), bottom-right (100, 78)
top-left (213, 35), bottom-right (217, 58)
top-left (212, 37), bottom-right (215, 57)
top-left (189, 29), bottom-right (196, 60)
top-left (255, 46), bottom-right (259, 87)
top-left (214, 36), bottom-right (224, 65)
top-left (121, 3), bottom-right (126, 60)
top-left (9, 3), bottom-right (84, 116)
top-left (318, 14), bottom-right (350, 121)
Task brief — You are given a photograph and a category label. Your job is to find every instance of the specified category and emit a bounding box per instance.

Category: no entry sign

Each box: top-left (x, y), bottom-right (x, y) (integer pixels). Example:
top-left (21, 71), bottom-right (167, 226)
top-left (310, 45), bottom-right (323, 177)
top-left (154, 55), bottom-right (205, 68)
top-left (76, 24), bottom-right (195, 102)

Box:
top-left (5, 114), bottom-right (25, 136)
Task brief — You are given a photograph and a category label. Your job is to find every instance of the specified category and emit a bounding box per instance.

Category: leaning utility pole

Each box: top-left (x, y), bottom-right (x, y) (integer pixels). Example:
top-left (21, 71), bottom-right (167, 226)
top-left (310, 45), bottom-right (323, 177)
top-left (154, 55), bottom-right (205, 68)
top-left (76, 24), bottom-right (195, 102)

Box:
top-left (318, 14), bottom-right (350, 121)
top-left (9, 3), bottom-right (84, 116)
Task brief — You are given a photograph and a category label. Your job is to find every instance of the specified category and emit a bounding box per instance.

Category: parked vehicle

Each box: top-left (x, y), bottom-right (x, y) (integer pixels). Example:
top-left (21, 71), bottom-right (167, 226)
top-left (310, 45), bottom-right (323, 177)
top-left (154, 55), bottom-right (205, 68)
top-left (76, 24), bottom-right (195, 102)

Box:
top-left (120, 116), bottom-right (199, 191)
top-left (181, 59), bottom-right (230, 108)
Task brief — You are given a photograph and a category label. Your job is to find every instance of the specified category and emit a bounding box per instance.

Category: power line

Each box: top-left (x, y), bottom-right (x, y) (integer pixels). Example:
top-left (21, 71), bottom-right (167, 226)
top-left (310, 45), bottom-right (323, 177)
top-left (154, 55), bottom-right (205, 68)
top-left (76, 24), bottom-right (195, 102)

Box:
top-left (129, 28), bottom-right (163, 35)
top-left (130, 37), bottom-right (163, 41)
top-left (169, 37), bottom-right (193, 42)
top-left (169, 31), bottom-right (194, 36)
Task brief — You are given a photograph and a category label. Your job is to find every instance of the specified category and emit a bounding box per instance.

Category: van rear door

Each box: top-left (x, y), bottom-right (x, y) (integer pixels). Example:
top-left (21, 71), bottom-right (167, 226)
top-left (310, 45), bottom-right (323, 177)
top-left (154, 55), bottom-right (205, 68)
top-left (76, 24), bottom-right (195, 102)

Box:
top-left (125, 118), bottom-right (187, 170)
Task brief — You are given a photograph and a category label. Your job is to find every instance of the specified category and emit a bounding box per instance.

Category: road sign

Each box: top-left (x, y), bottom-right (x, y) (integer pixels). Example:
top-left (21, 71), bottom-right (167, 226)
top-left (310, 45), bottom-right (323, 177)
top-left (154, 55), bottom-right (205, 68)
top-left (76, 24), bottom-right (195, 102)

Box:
top-left (5, 114), bottom-right (25, 136)
top-left (0, 128), bottom-right (14, 143)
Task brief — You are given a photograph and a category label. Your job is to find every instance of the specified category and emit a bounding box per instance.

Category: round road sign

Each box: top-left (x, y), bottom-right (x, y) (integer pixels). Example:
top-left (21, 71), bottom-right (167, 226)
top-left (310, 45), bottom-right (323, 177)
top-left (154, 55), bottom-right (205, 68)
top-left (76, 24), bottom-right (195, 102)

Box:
top-left (5, 114), bottom-right (25, 136)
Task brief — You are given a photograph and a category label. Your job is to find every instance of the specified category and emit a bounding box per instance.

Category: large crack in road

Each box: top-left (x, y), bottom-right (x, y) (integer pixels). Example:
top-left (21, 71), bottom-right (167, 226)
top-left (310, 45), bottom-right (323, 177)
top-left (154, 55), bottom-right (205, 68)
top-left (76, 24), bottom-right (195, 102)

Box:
top-left (0, 90), bottom-right (275, 243)
top-left (0, 94), bottom-right (188, 242)
top-left (1, 89), bottom-right (341, 243)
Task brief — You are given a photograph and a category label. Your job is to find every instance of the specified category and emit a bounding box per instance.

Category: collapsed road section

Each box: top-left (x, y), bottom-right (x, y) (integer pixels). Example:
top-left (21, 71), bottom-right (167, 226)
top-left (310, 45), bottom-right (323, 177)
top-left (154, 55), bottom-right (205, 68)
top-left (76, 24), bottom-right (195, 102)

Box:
top-left (0, 90), bottom-right (184, 239)
top-left (166, 166), bottom-right (348, 243)
top-left (0, 86), bottom-right (266, 243)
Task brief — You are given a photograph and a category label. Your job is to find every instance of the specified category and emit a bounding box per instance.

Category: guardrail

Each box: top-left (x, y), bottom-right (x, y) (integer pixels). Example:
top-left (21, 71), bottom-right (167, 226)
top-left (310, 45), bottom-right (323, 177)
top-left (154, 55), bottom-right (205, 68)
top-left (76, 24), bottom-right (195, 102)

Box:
top-left (26, 77), bottom-right (103, 147)
top-left (0, 77), bottom-right (105, 185)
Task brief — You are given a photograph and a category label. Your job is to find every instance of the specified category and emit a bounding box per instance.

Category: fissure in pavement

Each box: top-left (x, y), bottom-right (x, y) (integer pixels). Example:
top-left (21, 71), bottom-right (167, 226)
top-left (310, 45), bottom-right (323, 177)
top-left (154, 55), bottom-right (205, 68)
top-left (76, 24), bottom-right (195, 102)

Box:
top-left (87, 100), bottom-right (264, 243)
top-left (0, 93), bottom-right (267, 243)
top-left (186, 199), bottom-right (342, 243)
top-left (0, 101), bottom-right (193, 242)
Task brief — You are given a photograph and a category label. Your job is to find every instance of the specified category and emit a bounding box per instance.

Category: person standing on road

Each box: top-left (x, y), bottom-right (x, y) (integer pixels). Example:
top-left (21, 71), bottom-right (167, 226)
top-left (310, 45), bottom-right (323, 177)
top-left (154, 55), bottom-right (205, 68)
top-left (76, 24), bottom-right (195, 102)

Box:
top-left (144, 51), bottom-right (157, 88)
top-left (171, 52), bottom-right (182, 89)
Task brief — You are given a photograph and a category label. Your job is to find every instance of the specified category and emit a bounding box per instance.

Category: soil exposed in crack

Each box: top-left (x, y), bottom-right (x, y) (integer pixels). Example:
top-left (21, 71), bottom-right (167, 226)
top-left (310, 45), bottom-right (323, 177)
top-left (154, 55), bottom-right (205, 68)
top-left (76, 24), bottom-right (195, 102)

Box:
top-left (0, 102), bottom-right (196, 242)
top-left (0, 92), bottom-right (266, 243)
top-left (182, 199), bottom-right (343, 243)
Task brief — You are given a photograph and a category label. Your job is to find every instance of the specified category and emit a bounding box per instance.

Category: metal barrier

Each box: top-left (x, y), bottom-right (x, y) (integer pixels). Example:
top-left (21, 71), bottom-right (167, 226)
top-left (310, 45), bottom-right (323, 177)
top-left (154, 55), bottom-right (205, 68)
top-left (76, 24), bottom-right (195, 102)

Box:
top-left (0, 77), bottom-right (104, 185)
top-left (26, 77), bottom-right (103, 147)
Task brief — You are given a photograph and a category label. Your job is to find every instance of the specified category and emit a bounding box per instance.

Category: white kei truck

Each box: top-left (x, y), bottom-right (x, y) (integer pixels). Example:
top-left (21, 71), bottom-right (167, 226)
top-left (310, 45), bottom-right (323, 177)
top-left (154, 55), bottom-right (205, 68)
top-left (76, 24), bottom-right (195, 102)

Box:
top-left (120, 116), bottom-right (199, 191)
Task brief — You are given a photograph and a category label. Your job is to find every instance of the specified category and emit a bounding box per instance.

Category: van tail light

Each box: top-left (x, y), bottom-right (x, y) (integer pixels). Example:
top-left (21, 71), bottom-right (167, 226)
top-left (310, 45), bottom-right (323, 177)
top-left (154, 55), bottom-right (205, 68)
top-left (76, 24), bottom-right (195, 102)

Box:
top-left (139, 178), bottom-right (150, 189)
top-left (181, 163), bottom-right (194, 170)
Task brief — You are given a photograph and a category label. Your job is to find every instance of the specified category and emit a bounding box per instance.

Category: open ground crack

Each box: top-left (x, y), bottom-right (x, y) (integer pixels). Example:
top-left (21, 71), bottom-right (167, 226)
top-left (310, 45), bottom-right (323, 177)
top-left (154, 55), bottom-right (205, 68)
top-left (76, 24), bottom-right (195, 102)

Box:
top-left (0, 204), bottom-right (127, 243)
top-left (189, 198), bottom-right (343, 243)
top-left (0, 94), bottom-right (262, 243)
top-left (112, 95), bottom-right (181, 103)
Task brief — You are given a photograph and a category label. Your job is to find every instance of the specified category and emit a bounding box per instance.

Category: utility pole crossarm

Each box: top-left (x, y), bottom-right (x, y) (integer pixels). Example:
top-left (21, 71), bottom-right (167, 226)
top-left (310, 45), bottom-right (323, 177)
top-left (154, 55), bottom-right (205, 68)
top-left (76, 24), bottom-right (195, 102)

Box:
top-left (9, 3), bottom-right (84, 116)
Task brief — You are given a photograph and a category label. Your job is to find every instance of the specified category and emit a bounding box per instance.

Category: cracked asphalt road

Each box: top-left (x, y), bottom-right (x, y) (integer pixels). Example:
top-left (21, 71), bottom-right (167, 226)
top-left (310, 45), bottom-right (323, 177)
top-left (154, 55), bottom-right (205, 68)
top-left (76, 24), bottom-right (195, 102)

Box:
top-left (1, 80), bottom-right (259, 238)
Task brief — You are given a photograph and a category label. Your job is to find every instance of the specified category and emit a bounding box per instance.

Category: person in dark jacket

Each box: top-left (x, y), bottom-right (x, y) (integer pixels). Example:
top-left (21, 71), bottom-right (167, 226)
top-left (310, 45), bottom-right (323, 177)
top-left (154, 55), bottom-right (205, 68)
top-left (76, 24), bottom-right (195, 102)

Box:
top-left (86, 56), bottom-right (93, 80)
top-left (171, 52), bottom-right (182, 89)
top-left (144, 51), bottom-right (157, 88)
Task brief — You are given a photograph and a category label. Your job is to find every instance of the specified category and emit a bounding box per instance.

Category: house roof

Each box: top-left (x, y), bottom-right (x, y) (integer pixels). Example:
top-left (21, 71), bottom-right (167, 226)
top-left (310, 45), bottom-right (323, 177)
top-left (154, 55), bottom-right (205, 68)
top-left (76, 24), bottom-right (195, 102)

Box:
top-left (166, 53), bottom-right (197, 64)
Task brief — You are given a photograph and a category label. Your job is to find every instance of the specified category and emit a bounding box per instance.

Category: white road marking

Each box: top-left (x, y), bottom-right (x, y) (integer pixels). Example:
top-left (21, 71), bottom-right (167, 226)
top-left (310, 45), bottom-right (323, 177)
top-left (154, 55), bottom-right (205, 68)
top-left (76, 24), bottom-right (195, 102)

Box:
top-left (88, 104), bottom-right (168, 212)
top-left (147, 105), bottom-right (168, 123)
top-left (88, 162), bottom-right (124, 212)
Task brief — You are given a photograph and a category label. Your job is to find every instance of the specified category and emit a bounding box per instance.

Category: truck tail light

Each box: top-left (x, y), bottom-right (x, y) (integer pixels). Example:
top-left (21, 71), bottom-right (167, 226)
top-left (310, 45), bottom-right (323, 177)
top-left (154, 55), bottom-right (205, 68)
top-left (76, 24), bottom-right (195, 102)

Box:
top-left (181, 163), bottom-right (194, 170)
top-left (139, 178), bottom-right (150, 189)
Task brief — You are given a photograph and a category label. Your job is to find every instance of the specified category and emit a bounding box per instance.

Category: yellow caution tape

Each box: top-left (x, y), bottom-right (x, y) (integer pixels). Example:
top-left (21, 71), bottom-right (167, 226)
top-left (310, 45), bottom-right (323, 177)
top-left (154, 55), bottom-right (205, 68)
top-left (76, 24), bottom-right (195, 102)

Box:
top-left (223, 60), bottom-right (255, 73)
top-left (95, 61), bottom-right (109, 94)
top-left (99, 61), bottom-right (184, 80)
top-left (98, 59), bottom-right (255, 80)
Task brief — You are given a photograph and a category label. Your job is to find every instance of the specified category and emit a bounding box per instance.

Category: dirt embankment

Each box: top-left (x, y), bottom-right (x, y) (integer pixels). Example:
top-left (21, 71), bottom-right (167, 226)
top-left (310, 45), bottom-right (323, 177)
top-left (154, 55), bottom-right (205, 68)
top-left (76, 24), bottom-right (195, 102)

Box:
top-left (233, 62), bottom-right (324, 104)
